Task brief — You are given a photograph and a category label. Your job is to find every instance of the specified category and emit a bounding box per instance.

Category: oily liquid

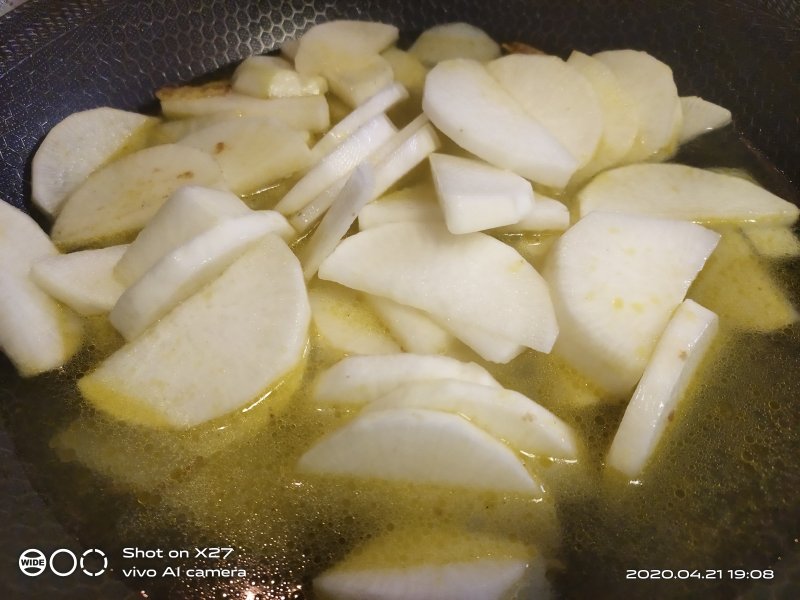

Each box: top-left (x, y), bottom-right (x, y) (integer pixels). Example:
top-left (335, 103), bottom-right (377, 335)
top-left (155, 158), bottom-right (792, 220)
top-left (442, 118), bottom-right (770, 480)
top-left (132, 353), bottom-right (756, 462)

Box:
top-left (3, 128), bottom-right (800, 600)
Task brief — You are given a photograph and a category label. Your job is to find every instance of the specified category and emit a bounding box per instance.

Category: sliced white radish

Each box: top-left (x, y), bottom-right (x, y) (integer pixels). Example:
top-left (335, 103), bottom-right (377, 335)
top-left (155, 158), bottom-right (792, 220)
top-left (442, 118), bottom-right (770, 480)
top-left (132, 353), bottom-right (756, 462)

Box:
top-left (31, 245), bottom-right (127, 316)
top-left (366, 295), bottom-right (455, 355)
top-left (308, 281), bottom-right (400, 356)
top-left (487, 54), bottom-right (603, 168)
top-left (409, 22), bottom-right (501, 66)
top-left (114, 186), bottom-right (254, 286)
top-left (577, 163), bottom-right (800, 226)
top-left (300, 165), bottom-right (375, 281)
top-left (0, 201), bottom-right (82, 375)
top-left (311, 82), bottom-right (408, 161)
top-left (298, 407), bottom-right (542, 494)
top-left (319, 221), bottom-right (559, 354)
top-left (688, 229), bottom-right (798, 332)
top-left (607, 299), bottom-right (718, 477)
top-left (312, 353), bottom-right (500, 406)
top-left (177, 117), bottom-right (312, 195)
top-left (325, 54), bottom-right (396, 108)
top-left (423, 59), bottom-right (577, 188)
top-left (678, 96), bottom-right (732, 144)
top-left (495, 196), bottom-right (570, 233)
top-left (160, 93), bottom-right (330, 132)
top-left (110, 212), bottom-right (288, 340)
top-left (314, 528), bottom-right (543, 600)
top-left (80, 235), bottom-right (309, 428)
top-left (364, 379), bottom-right (579, 460)
top-left (274, 115), bottom-right (396, 215)
top-left (566, 51), bottom-right (638, 178)
top-left (742, 226), bottom-right (800, 259)
top-left (594, 49), bottom-right (681, 162)
top-left (32, 108), bottom-right (158, 218)
top-left (294, 20), bottom-right (399, 76)
top-left (545, 211), bottom-right (719, 395)
top-left (433, 317), bottom-right (525, 364)
top-left (382, 47), bottom-right (428, 97)
top-left (231, 55), bottom-right (327, 98)
top-left (358, 183), bottom-right (442, 230)
top-left (429, 153), bottom-right (534, 234)
top-left (52, 145), bottom-right (225, 249)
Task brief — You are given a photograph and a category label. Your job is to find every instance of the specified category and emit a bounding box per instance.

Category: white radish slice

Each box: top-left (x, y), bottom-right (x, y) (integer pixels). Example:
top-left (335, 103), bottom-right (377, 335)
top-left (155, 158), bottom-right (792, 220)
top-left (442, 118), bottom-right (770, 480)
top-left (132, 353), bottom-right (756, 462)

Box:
top-left (366, 295), bottom-right (455, 355)
top-left (315, 529), bottom-right (543, 600)
top-left (300, 165), bottom-right (375, 281)
top-left (274, 115), bottom-right (396, 215)
top-left (312, 353), bottom-right (500, 405)
top-left (308, 282), bottom-right (401, 356)
top-left (566, 51), bottom-right (638, 178)
top-left (231, 55), bottom-right (327, 98)
top-left (594, 50), bottom-right (681, 162)
top-left (311, 82), bottom-right (408, 161)
top-left (319, 221), bottom-right (559, 354)
top-left (678, 96), bottom-right (732, 144)
top-left (495, 196), bottom-right (570, 233)
top-left (607, 300), bottom-right (718, 477)
top-left (433, 317), bottom-right (525, 364)
top-left (110, 212), bottom-right (287, 340)
top-left (364, 379), bottom-right (579, 460)
top-left (577, 163), bottom-right (800, 226)
top-left (545, 211), bottom-right (719, 395)
top-left (487, 54), bottom-right (603, 169)
top-left (294, 20), bottom-right (399, 76)
top-left (430, 153), bottom-right (534, 234)
top-left (291, 117), bottom-right (440, 233)
top-left (742, 226), bottom-right (800, 259)
top-left (298, 407), bottom-right (542, 495)
top-left (80, 235), bottom-right (309, 428)
top-left (423, 59), bottom-right (578, 188)
top-left (0, 201), bottom-right (82, 376)
top-left (160, 94), bottom-right (330, 132)
top-left (114, 186), bottom-right (254, 286)
top-left (689, 229), bottom-right (798, 332)
top-left (325, 54), bottom-right (396, 108)
top-left (31, 245), bottom-right (127, 316)
top-left (177, 117), bottom-right (312, 195)
top-left (382, 47), bottom-right (428, 97)
top-left (409, 22), bottom-right (501, 66)
top-left (52, 145), bottom-right (225, 249)
top-left (358, 184), bottom-right (442, 230)
top-left (32, 108), bottom-right (158, 218)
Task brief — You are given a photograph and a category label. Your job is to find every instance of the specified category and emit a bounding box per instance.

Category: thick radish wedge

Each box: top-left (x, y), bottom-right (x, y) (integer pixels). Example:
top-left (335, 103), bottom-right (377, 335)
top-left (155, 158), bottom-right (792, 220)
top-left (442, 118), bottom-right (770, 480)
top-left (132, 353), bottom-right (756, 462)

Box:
top-left (32, 107), bottom-right (158, 218)
top-left (488, 54), bottom-right (603, 168)
top-left (366, 295), bottom-right (455, 355)
top-left (678, 96), bottom-right (732, 144)
top-left (80, 235), bottom-right (310, 428)
top-left (577, 163), bottom-right (799, 226)
top-left (110, 212), bottom-right (289, 340)
top-left (594, 50), bottom-right (681, 162)
top-left (177, 117), bottom-right (312, 195)
top-left (0, 202), bottom-right (82, 375)
top-left (409, 22), bottom-right (501, 66)
top-left (298, 407), bottom-right (542, 495)
top-left (314, 528), bottom-right (544, 600)
top-left (52, 145), bottom-right (225, 249)
top-left (313, 353), bottom-right (499, 405)
top-left (31, 245), bottom-right (128, 316)
top-left (114, 186), bottom-right (253, 286)
top-left (495, 196), bottom-right (570, 233)
top-left (423, 59), bottom-right (578, 188)
top-left (607, 299), bottom-right (718, 478)
top-left (231, 56), bottom-right (327, 99)
top-left (363, 379), bottom-right (579, 460)
top-left (545, 212), bottom-right (719, 395)
top-left (324, 54), bottom-right (396, 108)
top-left (308, 281), bottom-right (401, 356)
top-left (433, 317), bottom-right (525, 364)
top-left (319, 221), bottom-right (559, 355)
top-left (358, 185), bottom-right (442, 230)
top-left (429, 153), bottom-right (534, 234)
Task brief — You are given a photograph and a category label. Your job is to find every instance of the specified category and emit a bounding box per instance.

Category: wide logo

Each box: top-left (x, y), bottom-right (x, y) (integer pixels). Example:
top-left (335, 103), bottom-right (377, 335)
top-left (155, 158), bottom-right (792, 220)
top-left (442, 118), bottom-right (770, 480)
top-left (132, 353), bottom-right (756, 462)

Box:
top-left (18, 548), bottom-right (107, 577)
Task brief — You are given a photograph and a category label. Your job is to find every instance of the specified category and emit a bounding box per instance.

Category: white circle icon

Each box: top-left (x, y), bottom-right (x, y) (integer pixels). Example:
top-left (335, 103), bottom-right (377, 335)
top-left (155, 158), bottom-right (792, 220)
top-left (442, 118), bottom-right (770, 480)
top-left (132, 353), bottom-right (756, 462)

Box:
top-left (18, 549), bottom-right (47, 577)
top-left (80, 548), bottom-right (108, 576)
top-left (49, 549), bottom-right (78, 577)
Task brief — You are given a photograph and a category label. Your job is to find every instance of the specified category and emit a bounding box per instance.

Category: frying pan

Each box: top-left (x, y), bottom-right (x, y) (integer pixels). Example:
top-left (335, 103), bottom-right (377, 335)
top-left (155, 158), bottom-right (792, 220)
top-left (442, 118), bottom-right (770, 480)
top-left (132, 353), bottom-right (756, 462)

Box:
top-left (0, 1), bottom-right (798, 598)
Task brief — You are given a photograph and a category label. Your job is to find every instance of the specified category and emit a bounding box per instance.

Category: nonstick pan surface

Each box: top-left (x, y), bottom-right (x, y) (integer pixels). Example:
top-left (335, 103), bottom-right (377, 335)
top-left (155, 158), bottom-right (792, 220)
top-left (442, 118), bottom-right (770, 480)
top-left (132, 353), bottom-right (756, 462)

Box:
top-left (1, 1), bottom-right (799, 598)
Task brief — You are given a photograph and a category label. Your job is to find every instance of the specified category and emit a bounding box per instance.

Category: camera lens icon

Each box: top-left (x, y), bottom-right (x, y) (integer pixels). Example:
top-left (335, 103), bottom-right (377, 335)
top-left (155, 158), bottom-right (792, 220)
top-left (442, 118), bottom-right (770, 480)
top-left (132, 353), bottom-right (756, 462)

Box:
top-left (18, 549), bottom-right (47, 577)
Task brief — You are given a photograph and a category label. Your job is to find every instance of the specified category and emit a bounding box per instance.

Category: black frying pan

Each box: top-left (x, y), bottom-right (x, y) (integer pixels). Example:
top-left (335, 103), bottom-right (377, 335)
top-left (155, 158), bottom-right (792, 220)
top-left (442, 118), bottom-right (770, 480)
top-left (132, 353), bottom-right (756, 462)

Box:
top-left (1, 1), bottom-right (799, 598)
